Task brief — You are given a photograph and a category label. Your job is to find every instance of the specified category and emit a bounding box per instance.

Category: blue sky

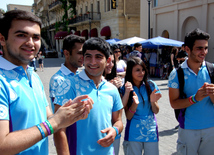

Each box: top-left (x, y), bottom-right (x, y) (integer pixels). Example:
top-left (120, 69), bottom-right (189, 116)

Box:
top-left (0, 0), bottom-right (34, 12)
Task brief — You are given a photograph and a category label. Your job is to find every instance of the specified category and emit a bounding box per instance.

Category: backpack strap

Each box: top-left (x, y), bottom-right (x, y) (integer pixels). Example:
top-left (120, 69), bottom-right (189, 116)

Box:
top-left (205, 61), bottom-right (214, 83)
top-left (174, 67), bottom-right (186, 123)
top-left (177, 67), bottom-right (186, 98)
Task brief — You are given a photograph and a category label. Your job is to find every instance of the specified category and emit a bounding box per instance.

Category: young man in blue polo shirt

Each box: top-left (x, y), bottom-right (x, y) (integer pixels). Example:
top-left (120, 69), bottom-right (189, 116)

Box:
top-left (0, 10), bottom-right (93, 155)
top-left (168, 28), bottom-right (214, 154)
top-left (49, 35), bottom-right (85, 112)
top-left (54, 37), bottom-right (124, 155)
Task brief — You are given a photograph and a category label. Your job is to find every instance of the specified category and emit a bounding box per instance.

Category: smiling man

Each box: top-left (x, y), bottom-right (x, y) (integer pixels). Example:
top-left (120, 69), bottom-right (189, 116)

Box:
top-left (54, 37), bottom-right (124, 155)
top-left (49, 35), bottom-right (85, 112)
top-left (0, 10), bottom-right (93, 155)
top-left (168, 28), bottom-right (214, 155)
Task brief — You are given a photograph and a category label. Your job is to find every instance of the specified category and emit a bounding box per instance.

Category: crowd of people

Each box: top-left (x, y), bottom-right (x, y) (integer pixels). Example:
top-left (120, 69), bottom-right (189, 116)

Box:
top-left (1, 9), bottom-right (214, 155)
top-left (113, 42), bottom-right (188, 80)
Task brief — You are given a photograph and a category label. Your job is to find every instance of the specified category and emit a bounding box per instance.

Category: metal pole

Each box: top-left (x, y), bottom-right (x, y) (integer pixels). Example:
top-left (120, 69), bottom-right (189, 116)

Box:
top-left (89, 17), bottom-right (91, 38)
top-left (89, 13), bottom-right (91, 38)
top-left (148, 0), bottom-right (151, 39)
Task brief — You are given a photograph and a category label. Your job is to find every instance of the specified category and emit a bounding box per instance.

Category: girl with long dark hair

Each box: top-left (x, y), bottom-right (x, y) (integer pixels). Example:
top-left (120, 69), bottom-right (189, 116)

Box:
top-left (121, 57), bottom-right (161, 155)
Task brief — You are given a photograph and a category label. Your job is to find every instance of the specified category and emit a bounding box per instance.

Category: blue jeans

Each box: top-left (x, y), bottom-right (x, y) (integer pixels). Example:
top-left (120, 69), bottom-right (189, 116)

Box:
top-left (29, 60), bottom-right (36, 71)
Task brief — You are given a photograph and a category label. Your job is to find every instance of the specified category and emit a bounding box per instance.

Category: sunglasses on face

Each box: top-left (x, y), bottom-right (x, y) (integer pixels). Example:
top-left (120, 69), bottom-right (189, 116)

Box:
top-left (114, 50), bottom-right (120, 53)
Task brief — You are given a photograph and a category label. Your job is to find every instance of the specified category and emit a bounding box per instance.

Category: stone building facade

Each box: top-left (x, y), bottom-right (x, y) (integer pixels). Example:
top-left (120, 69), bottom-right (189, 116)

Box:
top-left (7, 4), bottom-right (33, 13)
top-left (33, 0), bottom-right (141, 52)
top-left (141, 0), bottom-right (214, 62)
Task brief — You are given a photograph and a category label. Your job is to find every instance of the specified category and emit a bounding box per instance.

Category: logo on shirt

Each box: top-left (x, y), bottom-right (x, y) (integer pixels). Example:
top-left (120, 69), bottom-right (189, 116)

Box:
top-left (0, 105), bottom-right (8, 119)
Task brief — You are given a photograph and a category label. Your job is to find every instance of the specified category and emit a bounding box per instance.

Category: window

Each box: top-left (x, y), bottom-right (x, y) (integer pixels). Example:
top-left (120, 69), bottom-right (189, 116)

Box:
top-left (107, 0), bottom-right (110, 11)
top-left (153, 0), bottom-right (158, 7)
top-left (85, 6), bottom-right (88, 12)
top-left (104, 0), bottom-right (106, 12)
top-left (97, 1), bottom-right (100, 13)
top-left (91, 4), bottom-right (93, 13)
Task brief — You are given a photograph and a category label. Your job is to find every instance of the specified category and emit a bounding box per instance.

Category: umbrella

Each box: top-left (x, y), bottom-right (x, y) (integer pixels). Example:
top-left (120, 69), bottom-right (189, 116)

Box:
top-left (114, 36), bottom-right (146, 46)
top-left (106, 38), bottom-right (121, 44)
top-left (134, 36), bottom-right (184, 48)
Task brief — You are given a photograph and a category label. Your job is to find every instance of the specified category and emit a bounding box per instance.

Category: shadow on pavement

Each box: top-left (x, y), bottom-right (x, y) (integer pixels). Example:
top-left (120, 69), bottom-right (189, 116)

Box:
top-left (159, 128), bottom-right (178, 137)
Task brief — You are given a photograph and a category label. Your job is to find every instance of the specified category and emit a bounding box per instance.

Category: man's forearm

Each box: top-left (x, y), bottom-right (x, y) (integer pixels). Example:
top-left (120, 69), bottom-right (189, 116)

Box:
top-left (54, 128), bottom-right (70, 155)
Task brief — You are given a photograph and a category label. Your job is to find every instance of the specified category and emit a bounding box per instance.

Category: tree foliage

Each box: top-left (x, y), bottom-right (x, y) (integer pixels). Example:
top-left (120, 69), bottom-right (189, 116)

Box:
top-left (58, 0), bottom-right (76, 32)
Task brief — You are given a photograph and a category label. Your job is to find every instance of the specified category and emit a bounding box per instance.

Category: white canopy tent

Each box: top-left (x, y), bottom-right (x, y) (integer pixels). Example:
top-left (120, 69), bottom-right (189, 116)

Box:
top-left (114, 36), bottom-right (146, 46)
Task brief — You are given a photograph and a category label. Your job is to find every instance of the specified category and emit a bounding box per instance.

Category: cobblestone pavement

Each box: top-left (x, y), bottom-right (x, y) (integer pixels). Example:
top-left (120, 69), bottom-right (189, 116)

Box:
top-left (37, 57), bottom-right (178, 155)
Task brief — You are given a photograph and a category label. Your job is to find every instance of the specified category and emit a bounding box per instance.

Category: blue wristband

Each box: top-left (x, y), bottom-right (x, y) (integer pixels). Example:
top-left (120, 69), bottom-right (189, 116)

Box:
top-left (113, 126), bottom-right (119, 136)
top-left (193, 94), bottom-right (198, 102)
top-left (37, 124), bottom-right (46, 139)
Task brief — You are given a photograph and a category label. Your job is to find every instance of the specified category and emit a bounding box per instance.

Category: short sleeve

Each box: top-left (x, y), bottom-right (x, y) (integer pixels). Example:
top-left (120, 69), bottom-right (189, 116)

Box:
top-left (148, 80), bottom-right (161, 94)
top-left (112, 87), bottom-right (123, 112)
top-left (122, 60), bottom-right (127, 68)
top-left (54, 78), bottom-right (76, 106)
top-left (168, 68), bottom-right (179, 89)
top-left (0, 79), bottom-right (9, 120)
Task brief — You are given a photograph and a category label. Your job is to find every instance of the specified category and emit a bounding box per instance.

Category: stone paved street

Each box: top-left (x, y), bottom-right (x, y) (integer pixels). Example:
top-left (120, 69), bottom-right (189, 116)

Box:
top-left (37, 57), bottom-right (178, 155)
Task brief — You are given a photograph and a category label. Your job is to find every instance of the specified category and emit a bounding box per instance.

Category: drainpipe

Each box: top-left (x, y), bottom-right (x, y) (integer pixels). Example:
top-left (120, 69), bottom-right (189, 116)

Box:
top-left (123, 0), bottom-right (128, 38)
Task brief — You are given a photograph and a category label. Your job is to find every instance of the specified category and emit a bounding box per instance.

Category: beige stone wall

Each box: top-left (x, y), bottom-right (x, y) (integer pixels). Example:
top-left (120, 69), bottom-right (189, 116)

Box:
top-left (74, 0), bottom-right (140, 40)
top-left (7, 4), bottom-right (33, 13)
top-left (142, 0), bottom-right (214, 62)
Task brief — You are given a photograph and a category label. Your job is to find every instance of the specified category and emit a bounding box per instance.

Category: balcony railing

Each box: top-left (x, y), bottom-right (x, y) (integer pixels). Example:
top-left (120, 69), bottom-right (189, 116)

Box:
top-left (49, 0), bottom-right (62, 10)
top-left (68, 12), bottom-right (101, 25)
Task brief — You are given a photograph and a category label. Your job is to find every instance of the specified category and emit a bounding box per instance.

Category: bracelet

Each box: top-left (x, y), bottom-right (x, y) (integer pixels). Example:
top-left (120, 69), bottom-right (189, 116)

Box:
top-left (129, 108), bottom-right (136, 114)
top-left (45, 120), bottom-right (54, 134)
top-left (37, 124), bottom-right (46, 139)
top-left (192, 94), bottom-right (198, 102)
top-left (43, 121), bottom-right (51, 135)
top-left (189, 95), bottom-right (197, 105)
top-left (112, 126), bottom-right (119, 136)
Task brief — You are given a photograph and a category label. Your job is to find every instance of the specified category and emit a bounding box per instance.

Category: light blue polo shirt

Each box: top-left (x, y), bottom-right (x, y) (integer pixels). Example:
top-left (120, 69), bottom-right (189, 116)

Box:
top-left (0, 56), bottom-right (49, 155)
top-left (168, 59), bottom-right (214, 129)
top-left (54, 70), bottom-right (123, 155)
top-left (49, 63), bottom-right (78, 112)
top-left (120, 80), bottom-right (160, 142)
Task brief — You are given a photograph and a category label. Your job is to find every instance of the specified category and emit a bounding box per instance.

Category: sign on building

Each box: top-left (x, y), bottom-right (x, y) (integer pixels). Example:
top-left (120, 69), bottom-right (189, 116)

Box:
top-left (111, 0), bottom-right (116, 9)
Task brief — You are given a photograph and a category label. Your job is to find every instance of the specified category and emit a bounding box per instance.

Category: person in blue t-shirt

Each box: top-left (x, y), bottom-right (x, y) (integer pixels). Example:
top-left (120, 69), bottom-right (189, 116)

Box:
top-left (168, 28), bottom-right (214, 155)
top-left (54, 37), bottom-right (124, 155)
top-left (49, 35), bottom-right (85, 112)
top-left (0, 10), bottom-right (93, 155)
top-left (120, 57), bottom-right (161, 155)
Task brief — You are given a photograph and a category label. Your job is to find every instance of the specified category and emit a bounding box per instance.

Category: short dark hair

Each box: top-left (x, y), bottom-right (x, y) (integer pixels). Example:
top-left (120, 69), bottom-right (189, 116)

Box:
top-left (82, 37), bottom-right (111, 59)
top-left (184, 28), bottom-right (210, 51)
top-left (126, 45), bottom-right (133, 53)
top-left (134, 43), bottom-right (142, 50)
top-left (0, 10), bottom-right (42, 40)
top-left (111, 44), bottom-right (120, 51)
top-left (63, 34), bottom-right (85, 55)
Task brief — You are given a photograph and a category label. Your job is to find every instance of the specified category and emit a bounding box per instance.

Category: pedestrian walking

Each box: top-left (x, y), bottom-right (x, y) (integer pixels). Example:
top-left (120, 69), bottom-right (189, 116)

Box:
top-left (29, 56), bottom-right (37, 71)
top-left (38, 51), bottom-right (44, 71)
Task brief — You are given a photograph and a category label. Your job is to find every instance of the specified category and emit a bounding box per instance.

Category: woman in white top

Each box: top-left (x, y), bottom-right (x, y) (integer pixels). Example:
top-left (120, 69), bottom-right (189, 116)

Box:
top-left (112, 45), bottom-right (127, 78)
